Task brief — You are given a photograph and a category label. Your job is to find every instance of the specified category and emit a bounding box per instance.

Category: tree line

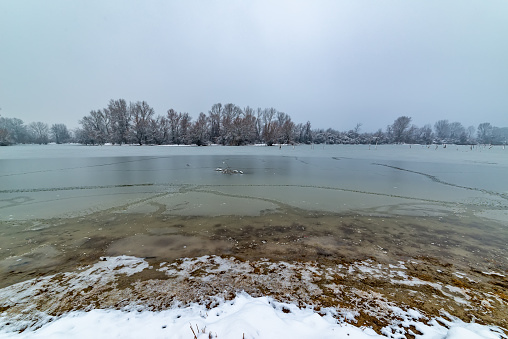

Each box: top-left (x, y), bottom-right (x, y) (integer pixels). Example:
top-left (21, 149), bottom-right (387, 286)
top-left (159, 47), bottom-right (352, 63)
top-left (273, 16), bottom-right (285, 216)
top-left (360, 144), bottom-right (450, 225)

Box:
top-left (75, 100), bottom-right (308, 146)
top-left (1, 99), bottom-right (507, 146)
top-left (0, 119), bottom-right (71, 146)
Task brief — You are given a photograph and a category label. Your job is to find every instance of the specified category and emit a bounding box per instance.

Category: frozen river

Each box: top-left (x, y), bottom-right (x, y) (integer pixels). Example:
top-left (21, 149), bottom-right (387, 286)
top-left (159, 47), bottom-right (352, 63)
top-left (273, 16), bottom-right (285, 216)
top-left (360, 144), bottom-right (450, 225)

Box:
top-left (1, 144), bottom-right (508, 287)
top-left (2, 143), bottom-right (507, 219)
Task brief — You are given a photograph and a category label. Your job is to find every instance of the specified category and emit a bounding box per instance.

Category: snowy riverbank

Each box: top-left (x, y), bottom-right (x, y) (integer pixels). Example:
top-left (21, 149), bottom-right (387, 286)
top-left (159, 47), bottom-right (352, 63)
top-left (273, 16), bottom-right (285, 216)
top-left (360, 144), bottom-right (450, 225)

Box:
top-left (2, 294), bottom-right (505, 339)
top-left (1, 256), bottom-right (506, 339)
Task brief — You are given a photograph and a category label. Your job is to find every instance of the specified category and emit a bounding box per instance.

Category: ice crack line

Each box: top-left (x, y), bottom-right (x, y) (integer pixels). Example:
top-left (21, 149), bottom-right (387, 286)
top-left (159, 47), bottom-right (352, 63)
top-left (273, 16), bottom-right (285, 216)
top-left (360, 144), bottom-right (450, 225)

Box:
top-left (3, 182), bottom-right (507, 209)
top-left (0, 156), bottom-right (173, 178)
top-left (1, 183), bottom-right (450, 205)
top-left (0, 183), bottom-right (158, 193)
top-left (195, 184), bottom-right (456, 205)
top-left (372, 163), bottom-right (508, 201)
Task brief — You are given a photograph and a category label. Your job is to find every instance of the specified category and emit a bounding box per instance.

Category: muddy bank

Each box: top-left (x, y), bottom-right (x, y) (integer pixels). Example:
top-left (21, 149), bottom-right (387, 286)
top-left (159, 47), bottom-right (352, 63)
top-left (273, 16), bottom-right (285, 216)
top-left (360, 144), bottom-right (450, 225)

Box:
top-left (1, 203), bottom-right (507, 289)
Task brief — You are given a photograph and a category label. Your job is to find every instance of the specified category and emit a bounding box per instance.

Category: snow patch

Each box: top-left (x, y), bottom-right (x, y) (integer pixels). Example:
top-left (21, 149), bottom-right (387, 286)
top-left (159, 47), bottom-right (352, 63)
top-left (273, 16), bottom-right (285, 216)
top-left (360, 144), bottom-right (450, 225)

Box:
top-left (482, 271), bottom-right (505, 277)
top-left (1, 294), bottom-right (505, 339)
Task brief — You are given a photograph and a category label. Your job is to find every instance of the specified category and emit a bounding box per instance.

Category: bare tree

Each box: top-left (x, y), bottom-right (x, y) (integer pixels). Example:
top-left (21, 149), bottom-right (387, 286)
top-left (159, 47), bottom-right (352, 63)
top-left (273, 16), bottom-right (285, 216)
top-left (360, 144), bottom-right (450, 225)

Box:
top-left (467, 126), bottom-right (476, 143)
top-left (354, 123), bottom-right (362, 135)
top-left (491, 127), bottom-right (508, 145)
top-left (108, 99), bottom-right (130, 145)
top-left (147, 115), bottom-right (168, 145)
top-left (391, 116), bottom-right (412, 143)
top-left (190, 112), bottom-right (209, 145)
top-left (79, 110), bottom-right (108, 145)
top-left (276, 112), bottom-right (294, 144)
top-left (0, 115), bottom-right (10, 145)
top-left (449, 122), bottom-right (466, 144)
top-left (208, 103), bottom-right (222, 143)
top-left (262, 108), bottom-right (278, 145)
top-left (303, 121), bottom-right (312, 144)
top-left (28, 122), bottom-right (50, 144)
top-left (241, 107), bottom-right (257, 144)
top-left (434, 120), bottom-right (450, 141)
top-left (255, 107), bottom-right (263, 142)
top-left (418, 124), bottom-right (434, 144)
top-left (51, 123), bottom-right (71, 144)
top-left (0, 128), bottom-right (9, 145)
top-left (166, 109), bottom-right (181, 144)
top-left (130, 101), bottom-right (154, 145)
top-left (220, 103), bottom-right (243, 145)
top-left (477, 122), bottom-right (493, 144)
top-left (373, 128), bottom-right (385, 144)
top-left (0, 117), bottom-right (29, 144)
top-left (179, 112), bottom-right (192, 144)
top-left (228, 107), bottom-right (256, 146)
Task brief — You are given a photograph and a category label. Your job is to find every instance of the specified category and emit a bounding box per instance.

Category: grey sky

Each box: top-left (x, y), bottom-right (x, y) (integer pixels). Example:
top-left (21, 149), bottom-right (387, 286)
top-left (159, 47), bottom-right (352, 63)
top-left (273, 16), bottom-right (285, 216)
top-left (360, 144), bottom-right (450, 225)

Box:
top-left (1, 1), bottom-right (507, 132)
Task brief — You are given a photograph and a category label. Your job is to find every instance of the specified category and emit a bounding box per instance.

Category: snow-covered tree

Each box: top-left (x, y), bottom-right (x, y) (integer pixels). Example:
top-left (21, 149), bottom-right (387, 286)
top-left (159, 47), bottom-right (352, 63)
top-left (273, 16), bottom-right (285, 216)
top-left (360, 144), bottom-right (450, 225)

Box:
top-left (0, 117), bottom-right (29, 144)
top-left (28, 121), bottom-right (50, 144)
top-left (391, 116), bottom-right (412, 143)
top-left (434, 120), bottom-right (450, 142)
top-left (190, 112), bottom-right (209, 146)
top-left (166, 108), bottom-right (181, 144)
top-left (107, 99), bottom-right (130, 145)
top-left (262, 108), bottom-right (278, 146)
top-left (130, 101), bottom-right (154, 145)
top-left (51, 123), bottom-right (71, 144)
top-left (477, 122), bottom-right (493, 144)
top-left (208, 103), bottom-right (222, 144)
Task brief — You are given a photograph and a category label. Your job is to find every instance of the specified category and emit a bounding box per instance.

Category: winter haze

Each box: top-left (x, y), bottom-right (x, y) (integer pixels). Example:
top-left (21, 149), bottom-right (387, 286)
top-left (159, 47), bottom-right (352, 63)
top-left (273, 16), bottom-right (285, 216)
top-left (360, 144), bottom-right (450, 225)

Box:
top-left (1, 0), bottom-right (507, 132)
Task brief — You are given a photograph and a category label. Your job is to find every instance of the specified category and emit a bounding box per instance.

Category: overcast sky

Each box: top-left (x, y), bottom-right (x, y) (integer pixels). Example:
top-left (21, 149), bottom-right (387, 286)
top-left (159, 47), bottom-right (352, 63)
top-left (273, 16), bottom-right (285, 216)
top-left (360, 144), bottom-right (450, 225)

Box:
top-left (1, 1), bottom-right (507, 132)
